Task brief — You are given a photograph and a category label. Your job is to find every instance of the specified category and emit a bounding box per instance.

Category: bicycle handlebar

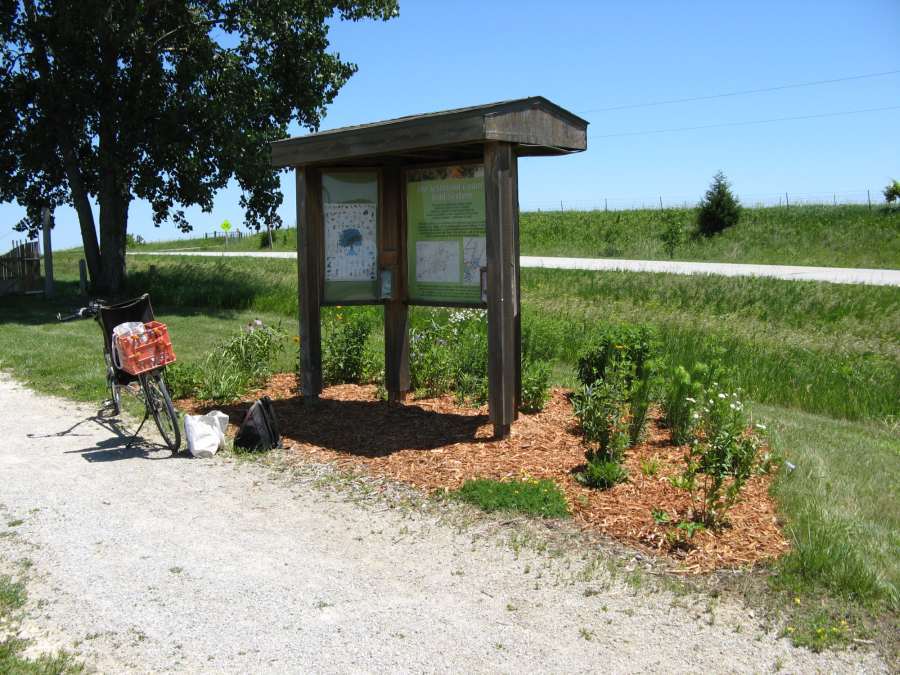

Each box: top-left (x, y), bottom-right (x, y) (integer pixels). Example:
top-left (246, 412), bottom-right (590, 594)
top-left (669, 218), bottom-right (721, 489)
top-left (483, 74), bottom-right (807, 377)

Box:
top-left (56, 300), bottom-right (105, 322)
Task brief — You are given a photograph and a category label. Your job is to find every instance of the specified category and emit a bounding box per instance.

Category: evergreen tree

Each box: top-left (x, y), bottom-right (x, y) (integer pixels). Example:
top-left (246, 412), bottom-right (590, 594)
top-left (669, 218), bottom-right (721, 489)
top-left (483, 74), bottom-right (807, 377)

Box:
top-left (697, 172), bottom-right (742, 237)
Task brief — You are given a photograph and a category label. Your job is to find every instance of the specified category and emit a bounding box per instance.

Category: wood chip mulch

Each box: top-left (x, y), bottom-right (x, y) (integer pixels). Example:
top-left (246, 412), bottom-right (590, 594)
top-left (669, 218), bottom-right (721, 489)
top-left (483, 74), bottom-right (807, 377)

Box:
top-left (180, 373), bottom-right (790, 573)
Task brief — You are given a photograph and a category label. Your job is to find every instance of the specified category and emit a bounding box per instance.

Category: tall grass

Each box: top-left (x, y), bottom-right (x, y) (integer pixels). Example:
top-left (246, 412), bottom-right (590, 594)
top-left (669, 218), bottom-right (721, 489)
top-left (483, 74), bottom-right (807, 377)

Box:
top-left (520, 204), bottom-right (900, 268)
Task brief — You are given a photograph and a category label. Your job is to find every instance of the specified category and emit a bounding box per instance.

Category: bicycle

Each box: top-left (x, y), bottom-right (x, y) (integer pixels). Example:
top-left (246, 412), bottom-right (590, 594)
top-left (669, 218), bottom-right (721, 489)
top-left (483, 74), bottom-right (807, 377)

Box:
top-left (58, 294), bottom-right (182, 453)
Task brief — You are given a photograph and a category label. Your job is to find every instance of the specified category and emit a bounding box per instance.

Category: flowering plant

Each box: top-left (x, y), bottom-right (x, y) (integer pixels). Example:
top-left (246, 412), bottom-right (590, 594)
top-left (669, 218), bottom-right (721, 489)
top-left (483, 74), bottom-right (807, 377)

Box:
top-left (669, 386), bottom-right (765, 526)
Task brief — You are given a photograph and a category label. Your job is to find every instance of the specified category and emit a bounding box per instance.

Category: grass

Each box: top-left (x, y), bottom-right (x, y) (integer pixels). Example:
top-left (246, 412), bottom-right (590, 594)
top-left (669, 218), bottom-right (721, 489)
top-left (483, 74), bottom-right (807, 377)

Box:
top-left (3, 250), bottom-right (898, 653)
top-left (56, 252), bottom-right (898, 422)
top-left (519, 204), bottom-right (900, 268)
top-left (127, 203), bottom-right (900, 268)
top-left (0, 574), bottom-right (82, 674)
top-left (452, 478), bottom-right (570, 518)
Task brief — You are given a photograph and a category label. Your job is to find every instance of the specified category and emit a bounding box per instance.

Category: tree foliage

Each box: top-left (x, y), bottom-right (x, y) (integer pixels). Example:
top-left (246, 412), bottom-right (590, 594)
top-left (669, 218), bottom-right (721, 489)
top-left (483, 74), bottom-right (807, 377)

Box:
top-left (0, 0), bottom-right (398, 291)
top-left (696, 171), bottom-right (742, 237)
top-left (884, 179), bottom-right (900, 205)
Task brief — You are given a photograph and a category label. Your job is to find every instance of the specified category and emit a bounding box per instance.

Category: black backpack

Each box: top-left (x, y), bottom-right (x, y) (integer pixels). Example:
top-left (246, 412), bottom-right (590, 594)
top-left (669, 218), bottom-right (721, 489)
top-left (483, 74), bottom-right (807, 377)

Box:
top-left (234, 396), bottom-right (281, 451)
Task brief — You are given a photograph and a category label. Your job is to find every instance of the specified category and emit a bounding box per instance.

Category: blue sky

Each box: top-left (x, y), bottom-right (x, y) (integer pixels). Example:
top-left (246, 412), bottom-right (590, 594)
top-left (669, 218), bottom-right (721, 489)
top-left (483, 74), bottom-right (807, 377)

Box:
top-left (2, 0), bottom-right (899, 250)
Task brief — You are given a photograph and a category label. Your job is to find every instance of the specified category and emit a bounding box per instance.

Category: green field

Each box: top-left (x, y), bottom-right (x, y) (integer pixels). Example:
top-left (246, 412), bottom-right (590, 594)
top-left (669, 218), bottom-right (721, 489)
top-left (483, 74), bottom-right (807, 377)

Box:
top-left (133, 204), bottom-right (900, 269)
top-left (2, 250), bottom-right (898, 651)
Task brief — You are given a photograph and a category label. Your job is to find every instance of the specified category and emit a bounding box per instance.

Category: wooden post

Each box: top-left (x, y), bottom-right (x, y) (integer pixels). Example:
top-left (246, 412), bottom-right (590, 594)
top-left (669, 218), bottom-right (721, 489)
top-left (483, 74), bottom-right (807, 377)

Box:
top-left (41, 207), bottom-right (53, 297)
top-left (78, 259), bottom-right (87, 295)
top-left (382, 166), bottom-right (410, 401)
top-left (484, 141), bottom-right (519, 438)
top-left (297, 167), bottom-right (323, 399)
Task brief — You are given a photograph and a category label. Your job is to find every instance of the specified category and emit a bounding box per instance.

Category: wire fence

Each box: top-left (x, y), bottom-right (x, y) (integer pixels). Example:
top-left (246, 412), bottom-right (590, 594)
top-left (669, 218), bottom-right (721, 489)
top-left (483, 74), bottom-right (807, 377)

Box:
top-left (521, 189), bottom-right (887, 212)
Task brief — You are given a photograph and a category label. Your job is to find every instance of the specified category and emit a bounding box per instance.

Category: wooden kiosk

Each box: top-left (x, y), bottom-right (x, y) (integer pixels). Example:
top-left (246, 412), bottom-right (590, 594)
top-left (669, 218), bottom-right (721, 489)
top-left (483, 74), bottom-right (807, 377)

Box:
top-left (270, 97), bottom-right (587, 437)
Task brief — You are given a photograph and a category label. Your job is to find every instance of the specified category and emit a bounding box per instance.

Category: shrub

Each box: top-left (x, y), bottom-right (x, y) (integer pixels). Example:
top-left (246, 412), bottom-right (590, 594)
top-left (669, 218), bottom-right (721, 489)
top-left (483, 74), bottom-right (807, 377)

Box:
top-left (697, 171), bottom-right (742, 236)
top-left (884, 179), bottom-right (900, 205)
top-left (222, 320), bottom-right (286, 381)
top-left (454, 478), bottom-right (570, 518)
top-left (322, 313), bottom-right (373, 384)
top-left (520, 360), bottom-right (551, 412)
top-left (669, 386), bottom-right (765, 526)
top-left (572, 367), bottom-right (630, 462)
top-left (577, 324), bottom-right (658, 446)
top-left (658, 211), bottom-right (685, 259)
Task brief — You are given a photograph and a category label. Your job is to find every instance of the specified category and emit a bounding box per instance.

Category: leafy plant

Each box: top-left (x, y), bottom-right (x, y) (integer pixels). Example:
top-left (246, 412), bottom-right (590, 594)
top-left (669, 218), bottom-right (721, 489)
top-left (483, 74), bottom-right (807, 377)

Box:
top-left (641, 458), bottom-right (661, 477)
top-left (697, 171), bottom-right (742, 237)
top-left (409, 310), bottom-right (488, 403)
top-left (520, 360), bottom-right (552, 412)
top-left (575, 458), bottom-right (628, 489)
top-left (572, 368), bottom-right (630, 462)
top-left (659, 211), bottom-right (685, 258)
top-left (323, 313), bottom-right (373, 385)
top-left (670, 386), bottom-right (765, 526)
top-left (453, 478), bottom-right (570, 518)
top-left (577, 324), bottom-right (658, 446)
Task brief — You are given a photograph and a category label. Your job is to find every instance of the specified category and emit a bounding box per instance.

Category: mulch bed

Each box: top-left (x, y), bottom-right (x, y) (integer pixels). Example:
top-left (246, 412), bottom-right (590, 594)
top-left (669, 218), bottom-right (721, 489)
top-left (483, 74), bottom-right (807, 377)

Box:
top-left (180, 373), bottom-right (789, 573)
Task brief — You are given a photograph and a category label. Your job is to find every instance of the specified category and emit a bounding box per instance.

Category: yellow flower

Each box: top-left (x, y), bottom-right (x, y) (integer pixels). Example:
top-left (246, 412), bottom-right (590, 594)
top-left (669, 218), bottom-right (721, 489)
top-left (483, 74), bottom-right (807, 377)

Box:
top-left (793, 596), bottom-right (801, 605)
top-left (786, 626), bottom-right (795, 634)
top-left (292, 336), bottom-right (300, 344)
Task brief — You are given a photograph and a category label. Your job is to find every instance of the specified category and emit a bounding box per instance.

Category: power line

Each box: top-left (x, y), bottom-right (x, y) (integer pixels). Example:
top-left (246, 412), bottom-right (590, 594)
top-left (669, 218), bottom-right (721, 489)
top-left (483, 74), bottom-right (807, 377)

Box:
top-left (578, 69), bottom-right (900, 114)
top-left (589, 104), bottom-right (900, 139)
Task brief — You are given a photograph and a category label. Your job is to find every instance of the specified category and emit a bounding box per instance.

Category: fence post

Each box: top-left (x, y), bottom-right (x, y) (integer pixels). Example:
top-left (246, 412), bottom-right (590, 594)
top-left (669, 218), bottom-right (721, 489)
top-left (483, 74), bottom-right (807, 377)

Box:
top-left (78, 259), bottom-right (87, 295)
top-left (659, 195), bottom-right (663, 210)
top-left (41, 207), bottom-right (54, 297)
top-left (867, 189), bottom-right (871, 210)
top-left (784, 192), bottom-right (789, 209)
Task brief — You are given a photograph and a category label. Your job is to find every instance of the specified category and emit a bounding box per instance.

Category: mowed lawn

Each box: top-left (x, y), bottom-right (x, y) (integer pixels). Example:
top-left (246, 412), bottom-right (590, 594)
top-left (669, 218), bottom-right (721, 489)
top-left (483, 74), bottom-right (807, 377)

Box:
top-left (2, 249), bottom-right (897, 645)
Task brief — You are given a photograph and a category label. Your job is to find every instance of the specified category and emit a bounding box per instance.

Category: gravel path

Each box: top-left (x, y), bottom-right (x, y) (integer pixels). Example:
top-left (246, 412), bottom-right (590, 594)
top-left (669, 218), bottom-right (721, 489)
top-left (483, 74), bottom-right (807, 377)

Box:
top-left (128, 251), bottom-right (900, 286)
top-left (0, 373), bottom-right (887, 673)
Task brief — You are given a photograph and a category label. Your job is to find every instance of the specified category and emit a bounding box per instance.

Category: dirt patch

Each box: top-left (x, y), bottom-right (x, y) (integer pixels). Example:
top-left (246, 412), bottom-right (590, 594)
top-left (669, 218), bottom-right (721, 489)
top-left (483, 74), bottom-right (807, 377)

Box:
top-left (180, 373), bottom-right (789, 573)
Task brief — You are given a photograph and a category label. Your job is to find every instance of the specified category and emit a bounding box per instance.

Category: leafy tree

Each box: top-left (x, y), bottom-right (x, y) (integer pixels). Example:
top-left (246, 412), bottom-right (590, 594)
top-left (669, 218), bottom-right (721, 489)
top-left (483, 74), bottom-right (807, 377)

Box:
top-left (0, 1), bottom-right (398, 291)
top-left (884, 179), bottom-right (900, 205)
top-left (696, 171), bottom-right (741, 237)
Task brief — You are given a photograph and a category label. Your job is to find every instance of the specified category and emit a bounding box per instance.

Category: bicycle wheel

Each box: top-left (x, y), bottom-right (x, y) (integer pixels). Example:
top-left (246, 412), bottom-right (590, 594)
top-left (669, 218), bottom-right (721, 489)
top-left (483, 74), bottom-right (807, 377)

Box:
top-left (142, 370), bottom-right (181, 452)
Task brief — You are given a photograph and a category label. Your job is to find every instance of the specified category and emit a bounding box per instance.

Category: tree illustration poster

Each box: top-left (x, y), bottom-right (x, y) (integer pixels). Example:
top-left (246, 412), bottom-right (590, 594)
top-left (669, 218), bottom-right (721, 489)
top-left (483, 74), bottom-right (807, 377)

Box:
top-left (322, 172), bottom-right (378, 302)
top-left (406, 164), bottom-right (486, 304)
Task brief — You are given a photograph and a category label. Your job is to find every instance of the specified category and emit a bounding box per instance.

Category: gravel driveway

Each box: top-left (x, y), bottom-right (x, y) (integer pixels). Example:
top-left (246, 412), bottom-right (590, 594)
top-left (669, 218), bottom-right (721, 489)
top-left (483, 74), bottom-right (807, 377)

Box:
top-left (0, 374), bottom-right (887, 673)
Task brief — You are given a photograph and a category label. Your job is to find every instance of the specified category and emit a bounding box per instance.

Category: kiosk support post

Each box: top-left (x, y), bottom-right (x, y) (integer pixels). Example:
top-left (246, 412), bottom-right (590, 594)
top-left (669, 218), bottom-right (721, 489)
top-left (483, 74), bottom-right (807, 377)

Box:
top-left (484, 141), bottom-right (520, 438)
top-left (297, 167), bottom-right (323, 399)
top-left (382, 166), bottom-right (410, 401)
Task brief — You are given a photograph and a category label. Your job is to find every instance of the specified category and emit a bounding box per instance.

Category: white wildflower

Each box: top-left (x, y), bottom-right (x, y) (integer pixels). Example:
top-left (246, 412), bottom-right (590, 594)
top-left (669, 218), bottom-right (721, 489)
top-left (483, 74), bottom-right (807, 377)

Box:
top-left (755, 423), bottom-right (767, 430)
top-left (685, 397), bottom-right (696, 403)
top-left (717, 393), bottom-right (726, 399)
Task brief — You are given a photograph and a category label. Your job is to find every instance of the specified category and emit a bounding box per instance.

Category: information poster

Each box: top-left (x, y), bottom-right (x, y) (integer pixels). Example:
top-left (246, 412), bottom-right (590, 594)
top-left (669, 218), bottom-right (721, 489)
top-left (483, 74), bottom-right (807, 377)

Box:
top-left (322, 172), bottom-right (378, 302)
top-left (406, 164), bottom-right (486, 304)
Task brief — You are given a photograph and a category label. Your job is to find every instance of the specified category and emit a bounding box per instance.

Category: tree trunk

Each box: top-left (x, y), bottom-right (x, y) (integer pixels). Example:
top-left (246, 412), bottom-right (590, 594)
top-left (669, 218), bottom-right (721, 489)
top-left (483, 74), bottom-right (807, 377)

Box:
top-left (98, 188), bottom-right (130, 294)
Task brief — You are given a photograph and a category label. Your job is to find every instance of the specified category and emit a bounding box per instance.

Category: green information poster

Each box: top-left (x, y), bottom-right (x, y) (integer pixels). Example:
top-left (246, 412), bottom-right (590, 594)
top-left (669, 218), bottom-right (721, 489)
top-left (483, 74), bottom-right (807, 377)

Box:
top-left (406, 165), bottom-right (486, 304)
top-left (322, 171), bottom-right (379, 303)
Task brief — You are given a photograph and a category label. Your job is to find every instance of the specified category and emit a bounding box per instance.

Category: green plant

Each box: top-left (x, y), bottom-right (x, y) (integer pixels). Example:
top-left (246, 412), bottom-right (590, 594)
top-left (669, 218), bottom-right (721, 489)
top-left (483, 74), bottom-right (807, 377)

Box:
top-left (670, 387), bottom-right (764, 526)
top-left (572, 369), bottom-right (630, 462)
top-left (409, 310), bottom-right (488, 403)
top-left (883, 179), bottom-right (900, 205)
top-left (697, 171), bottom-right (742, 237)
top-left (577, 324), bottom-right (658, 446)
top-left (520, 360), bottom-right (551, 412)
top-left (659, 211), bottom-right (685, 258)
top-left (641, 458), bottom-right (660, 477)
top-left (575, 458), bottom-right (628, 489)
top-left (222, 320), bottom-right (286, 381)
top-left (453, 478), bottom-right (570, 518)
top-left (651, 507), bottom-right (670, 524)
top-left (323, 313), bottom-right (373, 385)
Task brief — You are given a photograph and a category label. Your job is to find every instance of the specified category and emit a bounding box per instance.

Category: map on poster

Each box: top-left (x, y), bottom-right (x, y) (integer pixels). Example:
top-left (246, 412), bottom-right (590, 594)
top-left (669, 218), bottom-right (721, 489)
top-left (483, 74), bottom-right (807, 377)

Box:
top-left (406, 164), bottom-right (485, 304)
top-left (324, 202), bottom-right (377, 282)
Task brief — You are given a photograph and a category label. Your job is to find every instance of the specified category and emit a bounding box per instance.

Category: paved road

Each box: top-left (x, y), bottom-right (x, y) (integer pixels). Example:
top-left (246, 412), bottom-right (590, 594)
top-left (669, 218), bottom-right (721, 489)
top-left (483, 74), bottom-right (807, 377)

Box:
top-left (129, 251), bottom-right (900, 286)
top-left (0, 373), bottom-right (886, 673)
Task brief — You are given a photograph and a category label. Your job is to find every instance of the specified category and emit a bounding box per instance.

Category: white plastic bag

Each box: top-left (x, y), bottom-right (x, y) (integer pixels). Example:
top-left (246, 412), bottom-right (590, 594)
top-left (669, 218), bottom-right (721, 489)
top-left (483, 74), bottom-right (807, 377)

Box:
top-left (184, 411), bottom-right (229, 458)
top-left (111, 321), bottom-right (146, 369)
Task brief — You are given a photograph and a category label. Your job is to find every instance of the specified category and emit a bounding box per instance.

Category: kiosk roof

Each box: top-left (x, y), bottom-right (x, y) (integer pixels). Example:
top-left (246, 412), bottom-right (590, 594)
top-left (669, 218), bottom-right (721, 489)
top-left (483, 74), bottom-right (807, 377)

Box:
top-left (270, 96), bottom-right (588, 168)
